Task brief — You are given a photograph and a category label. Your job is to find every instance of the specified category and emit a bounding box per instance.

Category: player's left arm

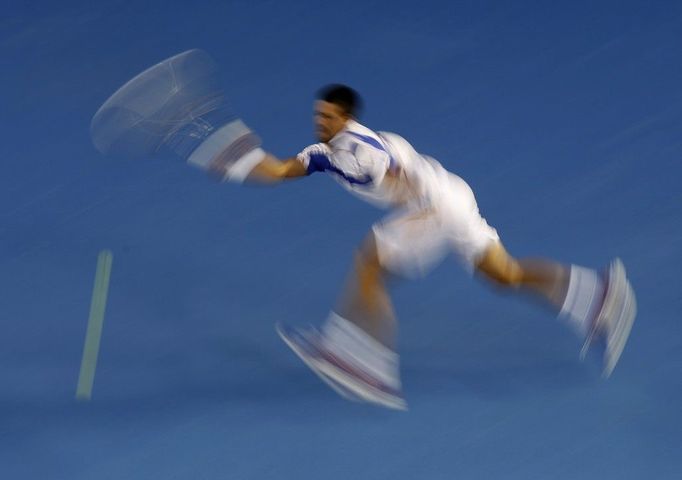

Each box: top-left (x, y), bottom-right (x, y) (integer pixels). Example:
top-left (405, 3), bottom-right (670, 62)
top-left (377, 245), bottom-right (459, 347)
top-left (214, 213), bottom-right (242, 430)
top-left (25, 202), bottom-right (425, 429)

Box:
top-left (244, 142), bottom-right (332, 183)
top-left (216, 141), bottom-right (326, 184)
top-left (245, 153), bottom-right (308, 183)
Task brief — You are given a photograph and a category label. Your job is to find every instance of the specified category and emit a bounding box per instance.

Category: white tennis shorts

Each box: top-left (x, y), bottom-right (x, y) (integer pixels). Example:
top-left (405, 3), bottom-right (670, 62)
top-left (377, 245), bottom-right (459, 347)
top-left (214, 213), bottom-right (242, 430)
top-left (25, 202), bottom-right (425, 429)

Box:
top-left (372, 172), bottom-right (499, 278)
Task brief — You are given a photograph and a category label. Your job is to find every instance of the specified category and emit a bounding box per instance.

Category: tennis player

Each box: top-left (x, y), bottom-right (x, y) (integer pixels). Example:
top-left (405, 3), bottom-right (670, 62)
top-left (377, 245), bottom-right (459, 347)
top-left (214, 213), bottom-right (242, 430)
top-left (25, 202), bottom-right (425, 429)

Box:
top-left (220, 84), bottom-right (636, 410)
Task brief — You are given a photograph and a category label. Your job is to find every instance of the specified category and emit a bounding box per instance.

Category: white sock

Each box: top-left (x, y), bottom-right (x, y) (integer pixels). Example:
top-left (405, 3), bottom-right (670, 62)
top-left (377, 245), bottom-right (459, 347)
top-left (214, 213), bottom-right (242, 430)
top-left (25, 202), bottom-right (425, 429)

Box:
top-left (559, 265), bottom-right (605, 337)
top-left (321, 312), bottom-right (401, 389)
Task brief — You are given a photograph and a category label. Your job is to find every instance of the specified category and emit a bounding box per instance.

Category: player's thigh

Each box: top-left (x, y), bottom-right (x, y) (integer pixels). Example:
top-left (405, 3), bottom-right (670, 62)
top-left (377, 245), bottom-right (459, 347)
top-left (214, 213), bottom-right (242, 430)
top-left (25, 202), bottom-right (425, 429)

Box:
top-left (474, 241), bottom-right (523, 286)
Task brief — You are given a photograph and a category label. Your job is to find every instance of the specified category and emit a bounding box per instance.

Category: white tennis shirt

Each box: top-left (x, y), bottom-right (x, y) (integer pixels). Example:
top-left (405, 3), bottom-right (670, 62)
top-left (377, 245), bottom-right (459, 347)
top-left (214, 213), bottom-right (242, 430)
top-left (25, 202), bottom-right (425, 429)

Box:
top-left (297, 120), bottom-right (449, 209)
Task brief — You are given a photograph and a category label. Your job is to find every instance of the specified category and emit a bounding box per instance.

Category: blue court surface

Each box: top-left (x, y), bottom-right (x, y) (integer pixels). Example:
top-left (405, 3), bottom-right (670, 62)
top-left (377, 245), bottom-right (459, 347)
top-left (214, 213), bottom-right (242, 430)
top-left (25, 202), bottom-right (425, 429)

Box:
top-left (2, 1), bottom-right (681, 478)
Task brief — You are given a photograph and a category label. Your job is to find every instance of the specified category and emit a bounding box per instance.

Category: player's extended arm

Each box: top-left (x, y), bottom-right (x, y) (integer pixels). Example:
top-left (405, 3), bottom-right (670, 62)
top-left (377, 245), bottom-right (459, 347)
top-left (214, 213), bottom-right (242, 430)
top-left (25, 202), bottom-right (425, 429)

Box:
top-left (200, 135), bottom-right (322, 184)
top-left (244, 142), bottom-right (330, 184)
top-left (246, 154), bottom-right (308, 183)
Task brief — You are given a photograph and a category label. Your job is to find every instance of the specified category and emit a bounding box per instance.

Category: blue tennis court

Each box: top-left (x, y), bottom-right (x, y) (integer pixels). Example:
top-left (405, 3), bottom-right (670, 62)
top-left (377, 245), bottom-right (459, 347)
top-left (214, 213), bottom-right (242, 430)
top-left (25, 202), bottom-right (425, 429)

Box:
top-left (2, 1), bottom-right (680, 478)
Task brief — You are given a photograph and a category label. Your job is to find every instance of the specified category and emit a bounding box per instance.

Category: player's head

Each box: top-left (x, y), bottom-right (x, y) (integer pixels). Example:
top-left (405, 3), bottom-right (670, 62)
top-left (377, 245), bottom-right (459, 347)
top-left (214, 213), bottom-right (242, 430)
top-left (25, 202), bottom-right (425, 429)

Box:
top-left (314, 84), bottom-right (362, 142)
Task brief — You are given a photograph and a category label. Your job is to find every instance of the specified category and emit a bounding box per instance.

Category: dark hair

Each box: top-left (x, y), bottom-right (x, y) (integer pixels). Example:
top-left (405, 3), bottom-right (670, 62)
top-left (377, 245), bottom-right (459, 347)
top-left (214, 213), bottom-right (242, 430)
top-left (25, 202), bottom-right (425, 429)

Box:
top-left (317, 84), bottom-right (362, 118)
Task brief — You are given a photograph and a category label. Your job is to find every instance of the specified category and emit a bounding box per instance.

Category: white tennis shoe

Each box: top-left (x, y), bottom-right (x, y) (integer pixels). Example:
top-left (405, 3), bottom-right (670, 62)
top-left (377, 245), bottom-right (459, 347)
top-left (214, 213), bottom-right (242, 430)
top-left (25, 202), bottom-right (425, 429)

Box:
top-left (581, 258), bottom-right (637, 377)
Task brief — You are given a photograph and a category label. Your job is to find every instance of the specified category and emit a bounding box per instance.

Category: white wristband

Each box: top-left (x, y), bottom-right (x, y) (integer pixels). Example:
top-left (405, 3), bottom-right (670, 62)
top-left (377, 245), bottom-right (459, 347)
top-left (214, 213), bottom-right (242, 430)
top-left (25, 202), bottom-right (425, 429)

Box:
top-left (226, 147), bottom-right (266, 182)
top-left (186, 119), bottom-right (264, 183)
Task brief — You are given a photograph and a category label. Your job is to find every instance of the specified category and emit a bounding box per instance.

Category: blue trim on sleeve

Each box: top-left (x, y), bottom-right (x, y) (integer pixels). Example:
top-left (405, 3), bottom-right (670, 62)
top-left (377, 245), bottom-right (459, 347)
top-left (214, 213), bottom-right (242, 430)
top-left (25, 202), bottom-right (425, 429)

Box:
top-left (347, 131), bottom-right (397, 171)
top-left (347, 132), bottom-right (385, 152)
top-left (307, 152), bottom-right (330, 175)
top-left (307, 152), bottom-right (372, 185)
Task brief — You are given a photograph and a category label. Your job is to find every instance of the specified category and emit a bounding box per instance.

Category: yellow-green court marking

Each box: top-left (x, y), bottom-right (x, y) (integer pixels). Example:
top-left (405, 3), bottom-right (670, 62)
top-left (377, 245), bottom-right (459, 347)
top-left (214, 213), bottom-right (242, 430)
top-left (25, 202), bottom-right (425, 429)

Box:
top-left (76, 250), bottom-right (113, 401)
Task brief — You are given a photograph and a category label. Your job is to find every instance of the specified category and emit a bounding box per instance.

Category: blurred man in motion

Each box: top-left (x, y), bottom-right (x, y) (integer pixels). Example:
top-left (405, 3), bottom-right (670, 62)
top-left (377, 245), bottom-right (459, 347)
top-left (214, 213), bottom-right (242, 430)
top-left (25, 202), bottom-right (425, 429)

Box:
top-left (230, 84), bottom-right (636, 410)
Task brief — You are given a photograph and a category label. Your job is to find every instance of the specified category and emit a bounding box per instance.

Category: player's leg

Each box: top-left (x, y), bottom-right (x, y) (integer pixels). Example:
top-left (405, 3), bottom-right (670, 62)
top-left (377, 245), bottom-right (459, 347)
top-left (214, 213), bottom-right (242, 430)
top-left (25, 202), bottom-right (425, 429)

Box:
top-left (278, 207), bottom-right (450, 409)
top-left (474, 242), bottom-right (636, 375)
top-left (317, 207), bottom-right (453, 402)
top-left (442, 172), bottom-right (600, 335)
top-left (277, 230), bottom-right (407, 410)
top-left (307, 226), bottom-right (422, 409)
top-left (474, 242), bottom-right (598, 337)
top-left (444, 173), bottom-right (636, 375)
top-left (334, 233), bottom-right (398, 348)
top-left (474, 241), bottom-right (570, 310)
top-left (332, 206), bottom-right (451, 345)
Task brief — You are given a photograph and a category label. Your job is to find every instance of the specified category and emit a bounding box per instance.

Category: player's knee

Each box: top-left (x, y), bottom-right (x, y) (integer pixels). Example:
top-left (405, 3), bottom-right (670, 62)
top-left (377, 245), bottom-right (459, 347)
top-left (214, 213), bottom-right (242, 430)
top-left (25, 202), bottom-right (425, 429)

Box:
top-left (354, 248), bottom-right (381, 280)
top-left (355, 234), bottom-right (381, 267)
top-left (476, 246), bottom-right (524, 287)
top-left (491, 262), bottom-right (524, 287)
top-left (354, 235), bottom-right (387, 283)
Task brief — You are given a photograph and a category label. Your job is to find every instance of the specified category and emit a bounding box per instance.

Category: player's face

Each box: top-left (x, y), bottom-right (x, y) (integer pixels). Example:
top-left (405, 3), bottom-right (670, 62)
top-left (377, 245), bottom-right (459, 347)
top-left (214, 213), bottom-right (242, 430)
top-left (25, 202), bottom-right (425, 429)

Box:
top-left (314, 100), bottom-right (349, 143)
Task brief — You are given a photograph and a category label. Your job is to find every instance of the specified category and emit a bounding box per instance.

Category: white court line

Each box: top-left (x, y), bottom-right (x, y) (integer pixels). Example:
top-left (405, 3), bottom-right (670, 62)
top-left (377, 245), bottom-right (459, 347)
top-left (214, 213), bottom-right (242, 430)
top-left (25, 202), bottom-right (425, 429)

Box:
top-left (76, 250), bottom-right (113, 401)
